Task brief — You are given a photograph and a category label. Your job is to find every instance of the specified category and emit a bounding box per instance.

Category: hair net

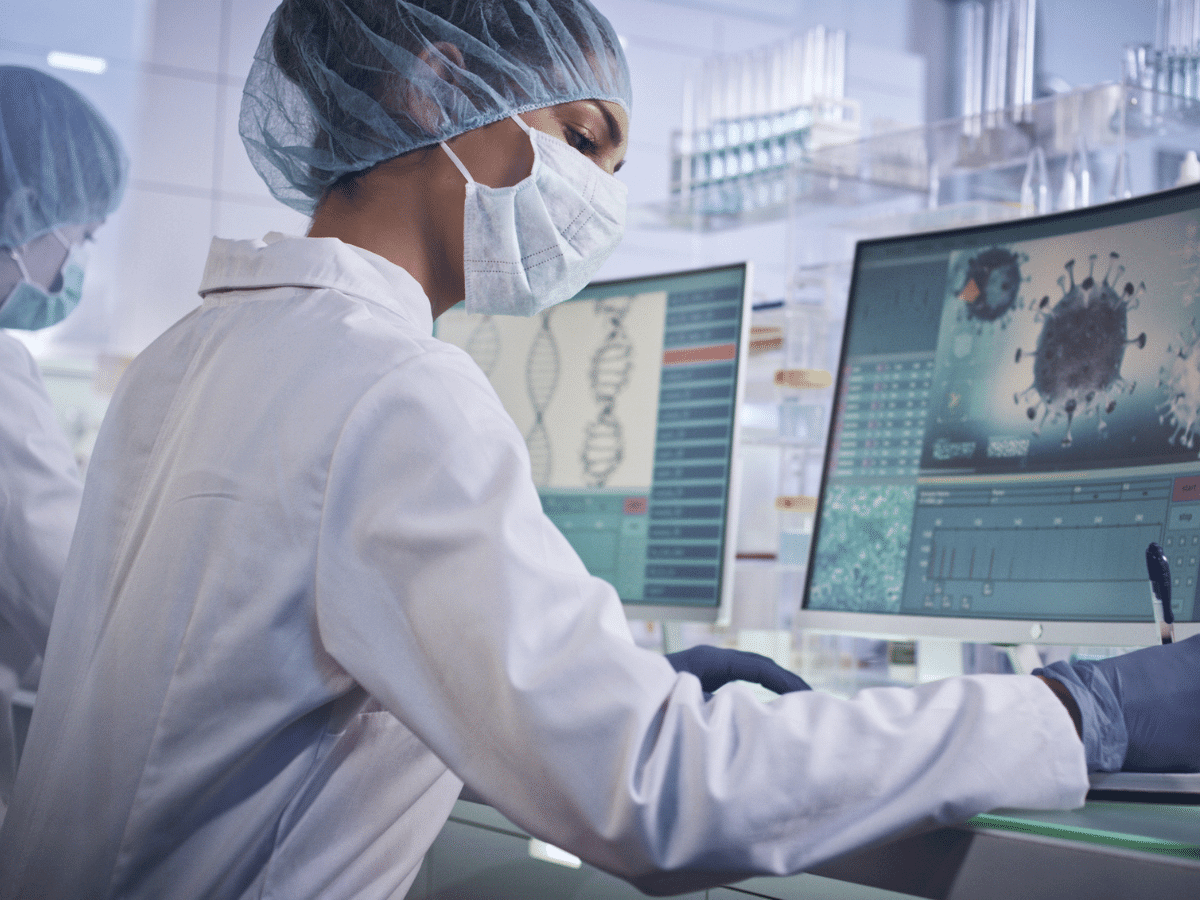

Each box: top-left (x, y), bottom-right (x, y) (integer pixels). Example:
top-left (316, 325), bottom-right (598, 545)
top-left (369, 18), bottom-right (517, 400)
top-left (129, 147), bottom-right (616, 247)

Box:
top-left (0, 66), bottom-right (128, 249)
top-left (241, 0), bottom-right (632, 213)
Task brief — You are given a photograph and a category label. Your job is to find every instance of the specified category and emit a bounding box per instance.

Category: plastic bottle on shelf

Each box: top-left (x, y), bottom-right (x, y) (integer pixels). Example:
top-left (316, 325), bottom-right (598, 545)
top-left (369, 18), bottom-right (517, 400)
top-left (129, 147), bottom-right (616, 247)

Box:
top-left (776, 298), bottom-right (833, 446)
top-left (1177, 149), bottom-right (1200, 186)
top-left (774, 297), bottom-right (833, 582)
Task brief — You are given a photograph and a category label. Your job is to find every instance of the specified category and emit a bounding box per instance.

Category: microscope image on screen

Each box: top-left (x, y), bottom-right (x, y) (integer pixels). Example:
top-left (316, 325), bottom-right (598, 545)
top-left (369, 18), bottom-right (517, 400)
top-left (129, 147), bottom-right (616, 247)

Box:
top-left (806, 483), bottom-right (914, 614)
top-left (923, 209), bottom-right (1200, 475)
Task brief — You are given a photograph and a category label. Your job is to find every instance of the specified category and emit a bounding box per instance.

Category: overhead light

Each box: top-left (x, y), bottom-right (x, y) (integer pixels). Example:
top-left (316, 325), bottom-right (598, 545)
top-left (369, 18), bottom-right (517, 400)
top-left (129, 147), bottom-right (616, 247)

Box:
top-left (47, 51), bottom-right (108, 75)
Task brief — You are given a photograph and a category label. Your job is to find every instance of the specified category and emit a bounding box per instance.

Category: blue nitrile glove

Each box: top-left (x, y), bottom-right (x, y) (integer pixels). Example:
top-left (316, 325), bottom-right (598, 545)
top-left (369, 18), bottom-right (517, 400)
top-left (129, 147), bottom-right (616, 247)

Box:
top-left (1035, 634), bottom-right (1200, 772)
top-left (666, 644), bottom-right (811, 695)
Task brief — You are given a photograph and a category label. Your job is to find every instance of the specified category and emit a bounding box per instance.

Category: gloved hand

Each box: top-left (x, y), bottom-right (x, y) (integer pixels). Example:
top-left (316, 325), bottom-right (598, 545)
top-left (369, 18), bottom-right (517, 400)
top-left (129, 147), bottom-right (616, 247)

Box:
top-left (666, 644), bottom-right (811, 696)
top-left (1035, 634), bottom-right (1200, 772)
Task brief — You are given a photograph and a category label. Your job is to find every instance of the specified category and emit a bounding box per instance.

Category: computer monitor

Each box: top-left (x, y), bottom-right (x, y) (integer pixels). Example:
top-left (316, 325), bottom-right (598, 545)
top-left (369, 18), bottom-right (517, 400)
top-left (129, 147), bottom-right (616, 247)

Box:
top-left (803, 183), bottom-right (1200, 646)
top-left (436, 263), bottom-right (752, 622)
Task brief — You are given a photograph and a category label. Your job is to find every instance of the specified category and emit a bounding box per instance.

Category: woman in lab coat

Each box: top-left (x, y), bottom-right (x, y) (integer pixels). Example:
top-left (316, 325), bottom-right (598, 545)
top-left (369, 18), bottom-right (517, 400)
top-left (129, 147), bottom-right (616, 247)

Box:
top-left (1, 3), bottom-right (1196, 898)
top-left (0, 66), bottom-right (126, 824)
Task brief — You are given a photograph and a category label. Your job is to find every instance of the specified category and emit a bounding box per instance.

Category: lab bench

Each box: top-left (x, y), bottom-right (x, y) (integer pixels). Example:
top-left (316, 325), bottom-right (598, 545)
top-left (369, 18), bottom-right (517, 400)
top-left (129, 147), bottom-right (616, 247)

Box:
top-left (407, 797), bottom-right (1200, 899)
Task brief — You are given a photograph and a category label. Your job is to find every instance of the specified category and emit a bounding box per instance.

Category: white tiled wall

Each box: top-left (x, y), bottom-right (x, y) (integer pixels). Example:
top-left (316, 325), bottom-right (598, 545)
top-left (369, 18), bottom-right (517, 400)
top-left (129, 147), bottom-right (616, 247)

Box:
top-left (108, 0), bottom-right (308, 354)
top-left (3, 0), bottom-right (924, 358)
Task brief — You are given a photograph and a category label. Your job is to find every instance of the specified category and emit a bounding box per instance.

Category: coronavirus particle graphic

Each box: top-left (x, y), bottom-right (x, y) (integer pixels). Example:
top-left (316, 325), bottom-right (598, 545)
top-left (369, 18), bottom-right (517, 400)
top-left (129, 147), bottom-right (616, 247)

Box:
top-left (1159, 319), bottom-right (1200, 450)
top-left (1013, 253), bottom-right (1146, 446)
top-left (955, 247), bottom-right (1027, 328)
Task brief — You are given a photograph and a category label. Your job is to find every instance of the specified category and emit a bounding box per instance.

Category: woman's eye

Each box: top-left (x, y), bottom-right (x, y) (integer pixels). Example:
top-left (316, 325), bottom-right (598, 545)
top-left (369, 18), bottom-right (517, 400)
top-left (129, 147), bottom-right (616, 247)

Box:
top-left (566, 127), bottom-right (599, 156)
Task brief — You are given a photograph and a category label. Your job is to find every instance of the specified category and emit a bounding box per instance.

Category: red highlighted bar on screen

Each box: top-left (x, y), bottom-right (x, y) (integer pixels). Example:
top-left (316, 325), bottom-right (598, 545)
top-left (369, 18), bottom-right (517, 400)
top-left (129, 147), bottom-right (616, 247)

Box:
top-left (662, 343), bottom-right (737, 366)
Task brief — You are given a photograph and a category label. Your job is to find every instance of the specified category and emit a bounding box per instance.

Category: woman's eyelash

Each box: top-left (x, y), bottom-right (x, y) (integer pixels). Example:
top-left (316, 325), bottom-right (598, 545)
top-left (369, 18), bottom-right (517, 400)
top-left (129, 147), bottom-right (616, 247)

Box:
top-left (566, 128), bottom-right (598, 155)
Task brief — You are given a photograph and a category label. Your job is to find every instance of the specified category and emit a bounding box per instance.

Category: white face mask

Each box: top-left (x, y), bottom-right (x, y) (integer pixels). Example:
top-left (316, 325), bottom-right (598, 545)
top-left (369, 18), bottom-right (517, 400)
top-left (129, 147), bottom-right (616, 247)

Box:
top-left (440, 114), bottom-right (627, 317)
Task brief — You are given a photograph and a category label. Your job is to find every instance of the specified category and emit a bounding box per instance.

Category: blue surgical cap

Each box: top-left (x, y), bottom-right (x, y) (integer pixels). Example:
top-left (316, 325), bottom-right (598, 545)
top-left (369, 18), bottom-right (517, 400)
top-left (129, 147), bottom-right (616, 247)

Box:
top-left (0, 66), bottom-right (128, 249)
top-left (240, 0), bottom-right (632, 214)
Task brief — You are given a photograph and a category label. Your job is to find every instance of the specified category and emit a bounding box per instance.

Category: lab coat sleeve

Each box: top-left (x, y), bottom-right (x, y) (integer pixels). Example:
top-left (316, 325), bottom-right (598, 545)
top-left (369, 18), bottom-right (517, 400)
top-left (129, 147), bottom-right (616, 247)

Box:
top-left (0, 335), bottom-right (82, 657)
top-left (314, 349), bottom-right (1088, 894)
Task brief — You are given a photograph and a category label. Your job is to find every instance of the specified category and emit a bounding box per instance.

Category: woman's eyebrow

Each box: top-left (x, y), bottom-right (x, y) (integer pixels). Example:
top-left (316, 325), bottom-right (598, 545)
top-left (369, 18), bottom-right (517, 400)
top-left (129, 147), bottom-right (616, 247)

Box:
top-left (584, 101), bottom-right (624, 150)
top-left (585, 100), bottom-right (626, 172)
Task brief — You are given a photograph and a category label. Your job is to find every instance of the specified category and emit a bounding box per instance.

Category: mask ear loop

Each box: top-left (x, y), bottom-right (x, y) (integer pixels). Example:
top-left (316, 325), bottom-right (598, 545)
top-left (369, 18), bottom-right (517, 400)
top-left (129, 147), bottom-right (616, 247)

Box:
top-left (439, 140), bottom-right (475, 185)
top-left (6, 246), bottom-right (33, 284)
top-left (441, 114), bottom-right (536, 184)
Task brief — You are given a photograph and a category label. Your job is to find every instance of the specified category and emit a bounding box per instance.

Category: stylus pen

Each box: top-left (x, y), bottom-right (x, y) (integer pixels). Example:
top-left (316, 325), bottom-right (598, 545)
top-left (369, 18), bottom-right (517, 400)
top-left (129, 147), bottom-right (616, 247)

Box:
top-left (1146, 542), bottom-right (1174, 645)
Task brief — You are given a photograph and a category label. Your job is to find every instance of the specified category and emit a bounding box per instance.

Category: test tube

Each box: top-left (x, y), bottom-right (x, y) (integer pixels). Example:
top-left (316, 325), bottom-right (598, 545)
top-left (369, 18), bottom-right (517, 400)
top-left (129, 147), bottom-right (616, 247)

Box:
top-left (1020, 146), bottom-right (1049, 216)
top-left (724, 55), bottom-right (741, 153)
top-left (961, 2), bottom-right (985, 133)
top-left (1010, 0), bottom-right (1037, 119)
top-left (826, 29), bottom-right (846, 103)
top-left (1111, 150), bottom-right (1133, 201)
top-left (770, 40), bottom-right (786, 140)
top-left (985, 0), bottom-right (1011, 119)
top-left (739, 51), bottom-right (758, 180)
top-left (708, 58), bottom-right (727, 186)
top-left (805, 26), bottom-right (825, 105)
top-left (677, 75), bottom-right (694, 207)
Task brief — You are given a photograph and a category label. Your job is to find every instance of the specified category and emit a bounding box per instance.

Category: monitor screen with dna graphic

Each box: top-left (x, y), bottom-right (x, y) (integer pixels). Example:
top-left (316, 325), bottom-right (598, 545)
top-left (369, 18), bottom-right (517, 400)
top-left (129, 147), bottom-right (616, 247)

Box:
top-left (436, 264), bottom-right (752, 621)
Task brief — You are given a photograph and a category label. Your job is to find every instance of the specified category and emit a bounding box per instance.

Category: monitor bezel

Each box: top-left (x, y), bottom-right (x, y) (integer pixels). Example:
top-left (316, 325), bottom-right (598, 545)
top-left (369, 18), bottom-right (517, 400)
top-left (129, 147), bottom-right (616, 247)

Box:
top-left (799, 182), bottom-right (1200, 647)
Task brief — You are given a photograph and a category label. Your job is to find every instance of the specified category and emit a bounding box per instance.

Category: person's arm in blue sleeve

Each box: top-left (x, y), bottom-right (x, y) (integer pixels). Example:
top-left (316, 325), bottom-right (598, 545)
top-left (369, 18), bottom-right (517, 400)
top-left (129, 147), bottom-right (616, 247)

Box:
top-left (1036, 635), bottom-right (1200, 772)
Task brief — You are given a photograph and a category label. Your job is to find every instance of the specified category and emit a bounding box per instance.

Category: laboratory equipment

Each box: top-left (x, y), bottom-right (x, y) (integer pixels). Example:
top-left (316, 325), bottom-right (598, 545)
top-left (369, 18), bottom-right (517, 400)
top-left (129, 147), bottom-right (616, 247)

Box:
top-left (1124, 1), bottom-right (1200, 102)
top-left (437, 263), bottom-right (752, 622)
top-left (802, 181), bottom-right (1200, 646)
top-left (669, 27), bottom-right (858, 221)
top-left (956, 0), bottom-right (1038, 129)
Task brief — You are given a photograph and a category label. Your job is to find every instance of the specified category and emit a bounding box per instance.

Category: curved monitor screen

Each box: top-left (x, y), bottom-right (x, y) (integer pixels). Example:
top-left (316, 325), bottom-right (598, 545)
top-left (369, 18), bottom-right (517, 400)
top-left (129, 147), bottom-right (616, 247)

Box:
top-left (803, 184), bottom-right (1200, 645)
top-left (437, 264), bottom-right (751, 622)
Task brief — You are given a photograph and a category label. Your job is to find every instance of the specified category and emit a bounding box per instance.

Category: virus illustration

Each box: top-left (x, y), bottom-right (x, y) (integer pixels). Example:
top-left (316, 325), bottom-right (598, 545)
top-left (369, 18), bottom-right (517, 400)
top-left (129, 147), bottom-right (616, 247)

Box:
top-left (1159, 319), bottom-right (1200, 450)
top-left (954, 247), bottom-right (1028, 329)
top-left (1013, 253), bottom-right (1146, 446)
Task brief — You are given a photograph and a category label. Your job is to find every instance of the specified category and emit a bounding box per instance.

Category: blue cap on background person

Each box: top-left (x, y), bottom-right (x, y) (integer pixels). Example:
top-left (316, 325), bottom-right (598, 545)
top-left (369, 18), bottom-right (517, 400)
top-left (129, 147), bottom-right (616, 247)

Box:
top-left (0, 66), bottom-right (128, 250)
top-left (0, 66), bottom-right (128, 331)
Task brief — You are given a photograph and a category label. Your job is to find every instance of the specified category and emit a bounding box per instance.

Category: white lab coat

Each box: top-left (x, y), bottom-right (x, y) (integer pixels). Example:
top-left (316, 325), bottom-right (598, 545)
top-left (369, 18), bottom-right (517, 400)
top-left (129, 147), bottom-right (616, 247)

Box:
top-left (0, 332), bottom-right (82, 824)
top-left (0, 234), bottom-right (1088, 899)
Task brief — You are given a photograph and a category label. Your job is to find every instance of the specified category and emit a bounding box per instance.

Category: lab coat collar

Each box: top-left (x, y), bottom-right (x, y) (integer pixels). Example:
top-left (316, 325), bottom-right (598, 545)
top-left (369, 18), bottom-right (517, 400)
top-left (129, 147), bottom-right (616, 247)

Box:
top-left (198, 233), bottom-right (434, 334)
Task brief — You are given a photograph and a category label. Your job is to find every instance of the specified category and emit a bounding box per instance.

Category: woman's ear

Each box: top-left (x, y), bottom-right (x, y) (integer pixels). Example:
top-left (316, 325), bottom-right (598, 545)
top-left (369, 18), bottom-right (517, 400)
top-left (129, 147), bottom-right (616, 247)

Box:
top-left (404, 41), bottom-right (466, 134)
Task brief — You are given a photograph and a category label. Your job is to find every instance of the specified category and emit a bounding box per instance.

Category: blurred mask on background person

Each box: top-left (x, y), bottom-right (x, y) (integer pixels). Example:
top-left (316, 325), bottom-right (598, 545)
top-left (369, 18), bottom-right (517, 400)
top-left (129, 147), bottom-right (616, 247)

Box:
top-left (0, 224), bottom-right (97, 331)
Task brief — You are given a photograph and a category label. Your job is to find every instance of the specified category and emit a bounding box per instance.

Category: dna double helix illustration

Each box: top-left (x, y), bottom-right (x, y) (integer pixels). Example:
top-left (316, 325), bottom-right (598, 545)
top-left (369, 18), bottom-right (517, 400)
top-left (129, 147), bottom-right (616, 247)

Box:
top-left (582, 297), bottom-right (635, 487)
top-left (524, 310), bottom-right (561, 485)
